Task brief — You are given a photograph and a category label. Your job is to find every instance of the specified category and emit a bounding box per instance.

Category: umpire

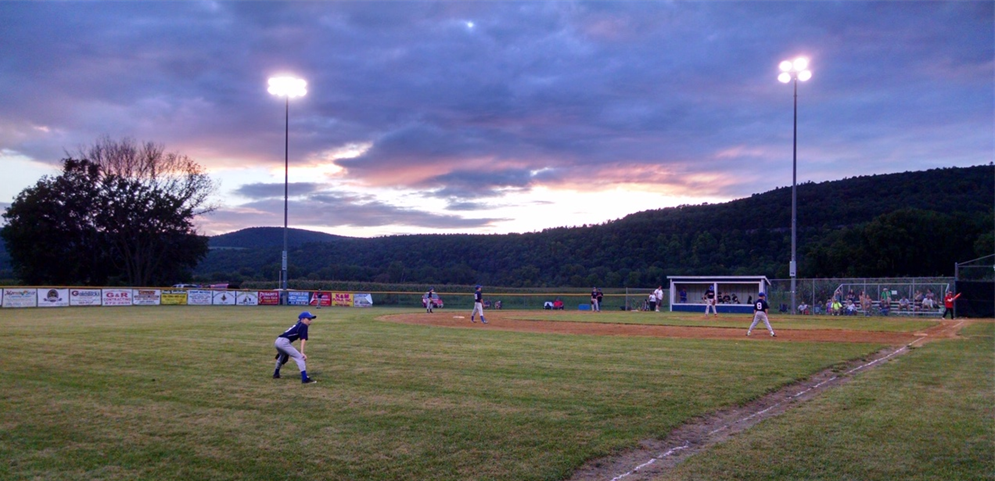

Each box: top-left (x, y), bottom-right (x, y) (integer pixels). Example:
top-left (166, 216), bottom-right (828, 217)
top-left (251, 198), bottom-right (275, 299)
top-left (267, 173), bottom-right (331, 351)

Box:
top-left (273, 311), bottom-right (318, 384)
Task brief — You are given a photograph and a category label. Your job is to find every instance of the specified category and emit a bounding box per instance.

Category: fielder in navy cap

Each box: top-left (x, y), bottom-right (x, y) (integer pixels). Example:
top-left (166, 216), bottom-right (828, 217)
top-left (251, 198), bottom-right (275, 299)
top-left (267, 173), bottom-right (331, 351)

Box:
top-left (273, 311), bottom-right (318, 383)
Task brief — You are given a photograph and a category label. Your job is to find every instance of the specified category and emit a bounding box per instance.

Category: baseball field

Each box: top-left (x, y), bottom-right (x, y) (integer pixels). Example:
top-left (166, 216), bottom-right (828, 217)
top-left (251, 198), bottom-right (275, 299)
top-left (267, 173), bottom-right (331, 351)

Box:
top-left (0, 306), bottom-right (991, 481)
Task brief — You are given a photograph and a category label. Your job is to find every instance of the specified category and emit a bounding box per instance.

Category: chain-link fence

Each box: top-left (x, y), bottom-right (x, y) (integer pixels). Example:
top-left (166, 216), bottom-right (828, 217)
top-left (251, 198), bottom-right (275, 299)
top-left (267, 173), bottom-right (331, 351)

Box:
top-left (767, 277), bottom-right (954, 316)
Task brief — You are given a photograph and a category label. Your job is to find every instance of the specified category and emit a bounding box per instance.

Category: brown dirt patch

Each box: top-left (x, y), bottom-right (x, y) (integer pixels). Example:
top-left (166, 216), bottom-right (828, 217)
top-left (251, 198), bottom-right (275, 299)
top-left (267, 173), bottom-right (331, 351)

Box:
top-left (380, 312), bottom-right (983, 480)
top-left (380, 310), bottom-right (960, 345)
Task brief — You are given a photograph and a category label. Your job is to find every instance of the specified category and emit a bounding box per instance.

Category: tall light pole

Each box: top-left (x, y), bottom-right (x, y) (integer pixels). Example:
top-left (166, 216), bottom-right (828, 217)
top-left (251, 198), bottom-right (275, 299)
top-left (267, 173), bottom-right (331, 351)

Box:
top-left (778, 58), bottom-right (811, 315)
top-left (268, 76), bottom-right (307, 302)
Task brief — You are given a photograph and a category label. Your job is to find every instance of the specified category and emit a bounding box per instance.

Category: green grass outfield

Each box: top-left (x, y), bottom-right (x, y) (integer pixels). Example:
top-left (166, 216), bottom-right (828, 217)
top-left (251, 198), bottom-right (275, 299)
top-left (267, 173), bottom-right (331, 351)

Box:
top-left (0, 307), bottom-right (989, 481)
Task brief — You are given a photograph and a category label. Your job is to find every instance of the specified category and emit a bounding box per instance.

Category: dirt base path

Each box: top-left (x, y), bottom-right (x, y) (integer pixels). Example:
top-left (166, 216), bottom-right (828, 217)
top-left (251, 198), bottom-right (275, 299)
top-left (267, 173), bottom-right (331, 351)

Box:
top-left (380, 311), bottom-right (960, 344)
top-left (380, 313), bottom-right (979, 481)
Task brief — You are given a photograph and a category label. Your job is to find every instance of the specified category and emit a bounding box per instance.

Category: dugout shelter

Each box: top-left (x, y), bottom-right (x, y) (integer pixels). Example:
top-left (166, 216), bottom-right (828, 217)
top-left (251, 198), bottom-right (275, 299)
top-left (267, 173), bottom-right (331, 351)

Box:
top-left (668, 276), bottom-right (771, 314)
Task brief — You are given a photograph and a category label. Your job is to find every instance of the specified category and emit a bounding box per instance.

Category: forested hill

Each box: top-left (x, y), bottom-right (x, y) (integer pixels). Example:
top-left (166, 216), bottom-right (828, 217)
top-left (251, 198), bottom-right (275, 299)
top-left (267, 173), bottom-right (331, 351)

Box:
top-left (197, 165), bottom-right (993, 287)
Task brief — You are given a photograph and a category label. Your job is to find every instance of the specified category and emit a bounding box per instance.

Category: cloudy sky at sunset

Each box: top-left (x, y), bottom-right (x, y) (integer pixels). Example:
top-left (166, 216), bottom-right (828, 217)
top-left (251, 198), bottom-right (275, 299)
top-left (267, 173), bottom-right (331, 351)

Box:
top-left (1, 1), bottom-right (991, 237)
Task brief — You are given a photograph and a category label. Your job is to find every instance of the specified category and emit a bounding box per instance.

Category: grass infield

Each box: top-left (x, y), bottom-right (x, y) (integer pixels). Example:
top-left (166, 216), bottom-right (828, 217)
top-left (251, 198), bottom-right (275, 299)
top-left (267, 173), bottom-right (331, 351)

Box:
top-left (0, 307), bottom-right (988, 480)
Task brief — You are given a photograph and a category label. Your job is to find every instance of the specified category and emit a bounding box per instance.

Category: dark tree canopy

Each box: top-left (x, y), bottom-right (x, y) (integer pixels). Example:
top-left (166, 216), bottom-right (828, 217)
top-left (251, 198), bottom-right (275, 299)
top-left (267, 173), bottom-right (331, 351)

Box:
top-left (1, 138), bottom-right (217, 286)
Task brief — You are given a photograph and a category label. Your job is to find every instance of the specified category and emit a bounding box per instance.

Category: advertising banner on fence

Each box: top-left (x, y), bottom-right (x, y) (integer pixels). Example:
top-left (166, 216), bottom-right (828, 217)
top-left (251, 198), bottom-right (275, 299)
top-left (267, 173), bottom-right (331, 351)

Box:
top-left (212, 290), bottom-right (237, 305)
top-left (70, 288), bottom-right (102, 306)
top-left (102, 289), bottom-right (132, 306)
top-left (288, 291), bottom-right (310, 306)
top-left (310, 291), bottom-right (332, 307)
top-left (236, 291), bottom-right (259, 306)
top-left (3, 288), bottom-right (37, 308)
top-left (160, 290), bottom-right (188, 305)
top-left (353, 293), bottom-right (373, 307)
top-left (38, 288), bottom-right (69, 308)
top-left (187, 289), bottom-right (213, 305)
top-left (132, 289), bottom-right (161, 306)
top-left (331, 292), bottom-right (353, 307)
top-left (258, 291), bottom-right (280, 305)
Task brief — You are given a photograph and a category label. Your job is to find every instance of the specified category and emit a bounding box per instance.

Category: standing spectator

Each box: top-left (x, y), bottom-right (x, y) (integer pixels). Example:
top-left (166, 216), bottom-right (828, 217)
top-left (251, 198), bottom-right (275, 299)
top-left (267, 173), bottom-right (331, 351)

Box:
top-left (943, 290), bottom-right (962, 319)
top-left (880, 287), bottom-right (892, 309)
top-left (703, 286), bottom-right (718, 317)
top-left (590, 287), bottom-right (600, 312)
top-left (860, 291), bottom-right (873, 316)
top-left (747, 292), bottom-right (776, 337)
top-left (647, 292), bottom-right (656, 312)
top-left (679, 287), bottom-right (687, 303)
top-left (653, 286), bottom-right (664, 311)
top-left (596, 288), bottom-right (604, 311)
top-left (470, 285), bottom-right (487, 323)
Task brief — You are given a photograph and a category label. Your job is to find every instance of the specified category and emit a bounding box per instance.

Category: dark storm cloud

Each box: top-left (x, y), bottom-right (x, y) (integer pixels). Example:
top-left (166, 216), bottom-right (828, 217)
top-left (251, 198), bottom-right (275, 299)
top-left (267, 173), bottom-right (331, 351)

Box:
top-left (209, 190), bottom-right (505, 230)
top-left (1, 1), bottom-right (991, 233)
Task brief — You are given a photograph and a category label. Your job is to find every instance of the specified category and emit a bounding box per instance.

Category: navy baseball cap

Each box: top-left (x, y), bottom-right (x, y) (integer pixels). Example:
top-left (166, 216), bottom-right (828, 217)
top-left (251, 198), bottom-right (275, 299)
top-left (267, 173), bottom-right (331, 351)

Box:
top-left (299, 311), bottom-right (317, 320)
top-left (475, 285), bottom-right (481, 289)
top-left (758, 292), bottom-right (766, 297)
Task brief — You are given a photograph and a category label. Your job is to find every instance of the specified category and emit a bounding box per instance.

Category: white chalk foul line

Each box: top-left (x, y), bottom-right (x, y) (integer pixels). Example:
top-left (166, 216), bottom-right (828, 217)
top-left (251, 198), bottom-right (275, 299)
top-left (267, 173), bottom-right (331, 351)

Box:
top-left (609, 442), bottom-right (690, 481)
top-left (608, 337), bottom-right (934, 480)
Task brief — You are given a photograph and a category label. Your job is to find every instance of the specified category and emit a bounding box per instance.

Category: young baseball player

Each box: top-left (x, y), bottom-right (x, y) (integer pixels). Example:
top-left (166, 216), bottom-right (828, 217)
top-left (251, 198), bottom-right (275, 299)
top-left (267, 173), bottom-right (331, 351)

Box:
top-left (703, 286), bottom-right (718, 317)
top-left (273, 311), bottom-right (318, 383)
top-left (470, 285), bottom-right (487, 324)
top-left (425, 287), bottom-right (435, 313)
top-left (747, 292), bottom-right (776, 337)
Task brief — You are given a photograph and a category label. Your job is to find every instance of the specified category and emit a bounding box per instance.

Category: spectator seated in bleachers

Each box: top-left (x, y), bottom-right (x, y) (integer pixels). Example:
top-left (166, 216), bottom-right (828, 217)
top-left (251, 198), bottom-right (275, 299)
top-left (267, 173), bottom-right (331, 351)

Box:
top-left (879, 300), bottom-right (890, 316)
top-left (845, 300), bottom-right (857, 316)
top-left (544, 301), bottom-right (553, 310)
top-left (798, 302), bottom-right (810, 315)
top-left (898, 296), bottom-right (910, 312)
top-left (552, 298), bottom-right (564, 310)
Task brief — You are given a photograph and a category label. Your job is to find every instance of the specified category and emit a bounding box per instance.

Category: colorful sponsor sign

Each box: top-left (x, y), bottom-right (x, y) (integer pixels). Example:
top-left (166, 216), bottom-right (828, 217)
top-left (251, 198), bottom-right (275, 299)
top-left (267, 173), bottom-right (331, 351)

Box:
top-left (288, 291), bottom-right (311, 306)
top-left (3, 288), bottom-right (38, 308)
top-left (331, 292), bottom-right (353, 307)
top-left (132, 289), bottom-right (162, 306)
top-left (212, 290), bottom-right (237, 305)
top-left (258, 291), bottom-right (280, 306)
top-left (236, 291), bottom-right (259, 306)
top-left (70, 288), bottom-right (103, 306)
top-left (102, 288), bottom-right (132, 306)
top-left (353, 293), bottom-right (373, 307)
top-left (187, 289), bottom-right (213, 305)
top-left (310, 291), bottom-right (331, 307)
top-left (161, 290), bottom-right (188, 305)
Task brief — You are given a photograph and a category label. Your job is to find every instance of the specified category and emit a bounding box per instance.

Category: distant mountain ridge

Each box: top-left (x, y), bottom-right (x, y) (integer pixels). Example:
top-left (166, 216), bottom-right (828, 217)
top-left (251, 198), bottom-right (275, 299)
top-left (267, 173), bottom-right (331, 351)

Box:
top-left (195, 165), bottom-right (993, 286)
top-left (210, 226), bottom-right (344, 249)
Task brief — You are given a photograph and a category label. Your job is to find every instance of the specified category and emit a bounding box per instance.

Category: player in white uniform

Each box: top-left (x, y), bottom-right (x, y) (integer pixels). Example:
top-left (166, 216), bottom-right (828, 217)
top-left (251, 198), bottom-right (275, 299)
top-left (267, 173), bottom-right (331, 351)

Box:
top-left (747, 292), bottom-right (776, 337)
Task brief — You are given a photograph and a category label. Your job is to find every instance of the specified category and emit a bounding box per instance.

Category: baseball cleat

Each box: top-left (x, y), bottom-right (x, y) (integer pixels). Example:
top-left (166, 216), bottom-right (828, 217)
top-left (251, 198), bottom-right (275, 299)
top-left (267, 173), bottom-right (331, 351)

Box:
top-left (746, 331), bottom-right (751, 336)
top-left (470, 317), bottom-right (476, 323)
top-left (771, 332), bottom-right (776, 337)
top-left (273, 372), bottom-right (280, 379)
top-left (302, 378), bottom-right (317, 384)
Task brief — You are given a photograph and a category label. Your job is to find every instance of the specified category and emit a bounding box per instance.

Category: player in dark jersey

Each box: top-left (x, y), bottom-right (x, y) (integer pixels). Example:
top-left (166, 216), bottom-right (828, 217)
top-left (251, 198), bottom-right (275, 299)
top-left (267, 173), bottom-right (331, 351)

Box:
top-left (273, 311), bottom-right (318, 383)
top-left (470, 285), bottom-right (487, 323)
top-left (747, 292), bottom-right (776, 337)
top-left (704, 286), bottom-right (718, 317)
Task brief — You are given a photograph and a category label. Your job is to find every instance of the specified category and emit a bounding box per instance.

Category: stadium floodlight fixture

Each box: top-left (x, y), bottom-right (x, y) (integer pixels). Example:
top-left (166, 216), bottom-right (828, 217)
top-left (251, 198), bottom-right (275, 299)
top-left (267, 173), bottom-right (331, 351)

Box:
top-left (778, 57), bottom-right (812, 316)
top-left (268, 75), bottom-right (307, 301)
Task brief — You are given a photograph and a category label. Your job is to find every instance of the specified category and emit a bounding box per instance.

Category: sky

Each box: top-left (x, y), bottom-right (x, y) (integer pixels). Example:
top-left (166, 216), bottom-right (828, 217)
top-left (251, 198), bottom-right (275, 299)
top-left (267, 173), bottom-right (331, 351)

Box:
top-left (0, 1), bottom-right (992, 238)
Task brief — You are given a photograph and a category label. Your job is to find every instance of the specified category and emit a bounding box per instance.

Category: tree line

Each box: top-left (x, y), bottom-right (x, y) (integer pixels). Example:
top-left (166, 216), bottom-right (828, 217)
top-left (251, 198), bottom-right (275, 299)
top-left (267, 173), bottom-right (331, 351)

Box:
top-left (199, 165), bottom-right (993, 288)
top-left (1, 138), bottom-right (216, 286)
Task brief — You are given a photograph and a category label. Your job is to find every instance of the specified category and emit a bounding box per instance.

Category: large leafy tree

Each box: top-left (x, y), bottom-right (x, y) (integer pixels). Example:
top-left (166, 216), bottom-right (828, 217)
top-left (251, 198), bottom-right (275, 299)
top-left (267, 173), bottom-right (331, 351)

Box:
top-left (1, 138), bottom-right (217, 286)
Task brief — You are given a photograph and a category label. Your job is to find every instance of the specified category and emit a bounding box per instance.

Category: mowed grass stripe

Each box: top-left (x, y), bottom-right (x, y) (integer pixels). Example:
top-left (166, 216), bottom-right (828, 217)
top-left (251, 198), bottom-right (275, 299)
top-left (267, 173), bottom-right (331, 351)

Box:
top-left (655, 321), bottom-right (995, 481)
top-left (3, 307), bottom-right (885, 480)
